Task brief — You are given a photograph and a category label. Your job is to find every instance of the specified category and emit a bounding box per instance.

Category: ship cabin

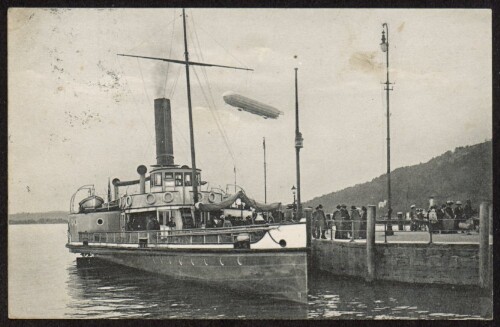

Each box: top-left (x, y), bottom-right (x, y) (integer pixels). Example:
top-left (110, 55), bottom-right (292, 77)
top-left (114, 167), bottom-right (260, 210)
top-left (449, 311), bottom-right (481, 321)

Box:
top-left (117, 164), bottom-right (226, 232)
top-left (67, 163), bottom-right (230, 242)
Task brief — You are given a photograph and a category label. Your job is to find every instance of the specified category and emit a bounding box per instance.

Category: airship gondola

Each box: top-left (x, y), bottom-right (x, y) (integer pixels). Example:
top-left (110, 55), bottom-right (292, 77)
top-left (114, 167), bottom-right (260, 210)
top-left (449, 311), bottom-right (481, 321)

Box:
top-left (223, 91), bottom-right (283, 119)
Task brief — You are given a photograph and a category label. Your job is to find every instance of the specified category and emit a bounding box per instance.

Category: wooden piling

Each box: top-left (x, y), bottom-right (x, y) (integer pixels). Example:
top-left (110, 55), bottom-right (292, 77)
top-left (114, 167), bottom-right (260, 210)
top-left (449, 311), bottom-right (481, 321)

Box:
top-left (489, 203), bottom-right (493, 237)
top-left (366, 205), bottom-right (376, 282)
top-left (479, 201), bottom-right (490, 288)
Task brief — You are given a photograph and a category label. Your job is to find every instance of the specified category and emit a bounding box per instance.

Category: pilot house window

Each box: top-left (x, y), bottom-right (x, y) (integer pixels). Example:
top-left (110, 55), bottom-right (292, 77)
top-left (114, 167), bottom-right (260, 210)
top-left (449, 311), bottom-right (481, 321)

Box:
top-left (184, 173), bottom-right (192, 186)
top-left (164, 172), bottom-right (174, 188)
top-left (175, 173), bottom-right (183, 186)
top-left (153, 173), bottom-right (162, 186)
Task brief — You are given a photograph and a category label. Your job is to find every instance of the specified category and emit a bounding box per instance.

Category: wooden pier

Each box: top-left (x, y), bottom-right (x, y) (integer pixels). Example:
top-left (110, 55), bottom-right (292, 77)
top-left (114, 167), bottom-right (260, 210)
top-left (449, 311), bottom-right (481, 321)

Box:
top-left (311, 202), bottom-right (493, 289)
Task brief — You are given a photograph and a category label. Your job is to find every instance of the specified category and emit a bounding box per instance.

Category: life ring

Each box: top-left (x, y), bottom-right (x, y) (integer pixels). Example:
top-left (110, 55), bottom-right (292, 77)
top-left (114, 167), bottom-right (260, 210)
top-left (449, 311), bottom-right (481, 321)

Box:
top-left (146, 193), bottom-right (156, 205)
top-left (125, 195), bottom-right (133, 207)
top-left (163, 192), bottom-right (174, 203)
top-left (208, 192), bottom-right (216, 203)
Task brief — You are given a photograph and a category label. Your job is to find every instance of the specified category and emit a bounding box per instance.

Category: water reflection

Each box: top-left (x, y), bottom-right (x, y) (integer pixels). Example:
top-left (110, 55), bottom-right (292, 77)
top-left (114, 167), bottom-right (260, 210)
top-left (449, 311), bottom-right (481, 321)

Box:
top-left (65, 259), bottom-right (491, 319)
top-left (65, 261), bottom-right (308, 319)
top-left (308, 271), bottom-right (491, 319)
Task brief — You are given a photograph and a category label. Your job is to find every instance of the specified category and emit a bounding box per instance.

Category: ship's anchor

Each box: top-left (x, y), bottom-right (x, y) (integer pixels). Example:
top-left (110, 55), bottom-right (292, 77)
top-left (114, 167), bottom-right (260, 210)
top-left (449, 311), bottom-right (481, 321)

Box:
top-left (191, 259), bottom-right (195, 266)
top-left (204, 259), bottom-right (208, 266)
top-left (219, 258), bottom-right (224, 266)
top-left (237, 257), bottom-right (242, 266)
top-left (179, 258), bottom-right (183, 266)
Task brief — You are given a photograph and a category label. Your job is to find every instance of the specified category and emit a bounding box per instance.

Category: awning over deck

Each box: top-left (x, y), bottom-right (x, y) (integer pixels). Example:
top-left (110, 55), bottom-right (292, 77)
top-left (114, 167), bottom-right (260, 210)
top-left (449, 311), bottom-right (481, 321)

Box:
top-left (196, 190), bottom-right (281, 212)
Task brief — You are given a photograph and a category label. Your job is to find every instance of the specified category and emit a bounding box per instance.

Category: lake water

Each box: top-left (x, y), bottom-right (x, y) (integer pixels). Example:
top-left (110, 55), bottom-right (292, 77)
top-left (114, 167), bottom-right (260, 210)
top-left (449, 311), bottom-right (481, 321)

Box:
top-left (8, 224), bottom-right (492, 319)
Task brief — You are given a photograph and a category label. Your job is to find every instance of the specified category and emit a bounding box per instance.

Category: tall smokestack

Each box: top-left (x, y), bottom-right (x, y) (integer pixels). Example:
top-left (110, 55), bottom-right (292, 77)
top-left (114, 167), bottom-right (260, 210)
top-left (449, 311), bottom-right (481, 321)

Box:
top-left (154, 98), bottom-right (174, 166)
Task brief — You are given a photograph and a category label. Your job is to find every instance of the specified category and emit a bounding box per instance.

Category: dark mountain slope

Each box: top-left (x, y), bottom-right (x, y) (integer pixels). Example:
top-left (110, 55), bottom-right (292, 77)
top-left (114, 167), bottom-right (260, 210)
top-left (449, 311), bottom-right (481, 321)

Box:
top-left (304, 141), bottom-right (492, 214)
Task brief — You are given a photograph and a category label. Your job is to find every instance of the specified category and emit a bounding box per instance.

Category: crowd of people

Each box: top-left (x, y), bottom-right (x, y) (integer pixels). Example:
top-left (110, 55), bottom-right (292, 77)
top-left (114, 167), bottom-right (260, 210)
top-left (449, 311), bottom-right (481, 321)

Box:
top-left (312, 204), bottom-right (367, 240)
top-left (408, 199), bottom-right (477, 234)
top-left (206, 212), bottom-right (274, 228)
top-left (311, 199), bottom-right (478, 240)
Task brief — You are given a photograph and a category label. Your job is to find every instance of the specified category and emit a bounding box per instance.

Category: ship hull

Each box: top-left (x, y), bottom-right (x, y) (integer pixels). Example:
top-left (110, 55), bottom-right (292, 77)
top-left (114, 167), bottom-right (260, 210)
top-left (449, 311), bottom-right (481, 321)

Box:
top-left (69, 246), bottom-right (308, 303)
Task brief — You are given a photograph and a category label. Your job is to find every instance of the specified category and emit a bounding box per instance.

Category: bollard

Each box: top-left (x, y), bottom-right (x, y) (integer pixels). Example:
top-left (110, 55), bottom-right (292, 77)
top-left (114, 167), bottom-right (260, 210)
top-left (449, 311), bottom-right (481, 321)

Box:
top-left (350, 220), bottom-right (355, 242)
top-left (306, 214), bottom-right (312, 248)
top-left (489, 203), bottom-right (493, 237)
top-left (428, 222), bottom-right (433, 244)
top-left (479, 201), bottom-right (490, 288)
top-left (366, 205), bottom-right (376, 282)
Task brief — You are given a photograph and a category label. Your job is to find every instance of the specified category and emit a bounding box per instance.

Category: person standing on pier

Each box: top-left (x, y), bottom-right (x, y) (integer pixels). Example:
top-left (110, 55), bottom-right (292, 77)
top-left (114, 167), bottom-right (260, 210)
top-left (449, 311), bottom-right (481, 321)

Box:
top-left (340, 204), bottom-right (350, 239)
top-left (359, 206), bottom-right (367, 239)
top-left (454, 201), bottom-right (465, 233)
top-left (350, 206), bottom-right (361, 239)
top-left (436, 203), bottom-right (445, 233)
top-left (312, 207), bottom-right (319, 239)
top-left (463, 199), bottom-right (477, 232)
top-left (464, 200), bottom-right (474, 219)
top-left (315, 205), bottom-right (327, 239)
top-left (332, 205), bottom-right (342, 239)
top-left (444, 201), bottom-right (456, 233)
top-left (417, 208), bottom-right (425, 231)
top-left (427, 205), bottom-right (439, 234)
top-left (409, 205), bottom-right (417, 231)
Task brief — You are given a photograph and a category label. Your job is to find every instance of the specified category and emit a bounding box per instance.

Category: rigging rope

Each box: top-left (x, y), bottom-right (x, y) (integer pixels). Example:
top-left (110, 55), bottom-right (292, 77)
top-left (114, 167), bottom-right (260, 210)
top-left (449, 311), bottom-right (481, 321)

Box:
top-left (169, 64), bottom-right (182, 99)
top-left (188, 17), bottom-right (237, 165)
top-left (189, 13), bottom-right (250, 69)
top-left (115, 55), bottom-right (155, 159)
top-left (190, 13), bottom-right (253, 95)
top-left (136, 58), bottom-right (157, 157)
top-left (163, 10), bottom-right (177, 98)
top-left (192, 66), bottom-right (236, 164)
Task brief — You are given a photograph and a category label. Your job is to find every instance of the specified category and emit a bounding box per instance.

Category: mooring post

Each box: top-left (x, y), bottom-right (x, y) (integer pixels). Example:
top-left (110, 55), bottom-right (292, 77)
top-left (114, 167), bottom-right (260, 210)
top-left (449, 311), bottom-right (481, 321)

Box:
top-left (479, 201), bottom-right (490, 288)
top-left (489, 203), bottom-right (493, 237)
top-left (384, 222), bottom-right (387, 243)
top-left (366, 205), bottom-right (376, 282)
top-left (350, 219), bottom-right (355, 242)
top-left (428, 221), bottom-right (433, 244)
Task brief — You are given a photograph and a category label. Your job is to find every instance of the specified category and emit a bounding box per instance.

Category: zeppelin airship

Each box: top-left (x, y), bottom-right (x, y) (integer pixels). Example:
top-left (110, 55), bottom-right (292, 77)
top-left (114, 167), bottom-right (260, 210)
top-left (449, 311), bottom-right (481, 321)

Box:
top-left (223, 91), bottom-right (283, 119)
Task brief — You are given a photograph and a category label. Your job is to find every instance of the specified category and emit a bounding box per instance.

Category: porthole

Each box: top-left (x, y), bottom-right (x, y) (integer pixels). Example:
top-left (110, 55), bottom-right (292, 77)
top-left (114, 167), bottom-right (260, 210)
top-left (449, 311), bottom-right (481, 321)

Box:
top-left (97, 218), bottom-right (104, 225)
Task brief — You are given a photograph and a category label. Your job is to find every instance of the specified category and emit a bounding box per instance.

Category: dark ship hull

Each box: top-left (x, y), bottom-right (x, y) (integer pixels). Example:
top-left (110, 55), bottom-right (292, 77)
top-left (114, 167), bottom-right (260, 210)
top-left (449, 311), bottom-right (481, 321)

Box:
top-left (68, 244), bottom-right (308, 303)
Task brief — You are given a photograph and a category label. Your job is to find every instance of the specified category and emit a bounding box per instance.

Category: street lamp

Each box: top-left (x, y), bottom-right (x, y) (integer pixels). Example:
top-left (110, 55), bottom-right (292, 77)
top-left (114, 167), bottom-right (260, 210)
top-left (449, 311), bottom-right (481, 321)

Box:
top-left (380, 23), bottom-right (394, 236)
top-left (291, 185), bottom-right (297, 220)
top-left (294, 68), bottom-right (303, 221)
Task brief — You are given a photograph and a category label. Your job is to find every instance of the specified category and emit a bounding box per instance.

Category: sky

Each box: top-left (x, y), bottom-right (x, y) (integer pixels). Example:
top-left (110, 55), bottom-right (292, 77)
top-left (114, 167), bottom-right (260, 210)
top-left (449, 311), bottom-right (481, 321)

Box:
top-left (8, 8), bottom-right (492, 214)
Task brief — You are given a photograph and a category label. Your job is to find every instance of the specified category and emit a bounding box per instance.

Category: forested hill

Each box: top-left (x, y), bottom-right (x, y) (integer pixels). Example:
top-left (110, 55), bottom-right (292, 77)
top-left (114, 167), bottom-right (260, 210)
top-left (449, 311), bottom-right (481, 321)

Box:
top-left (304, 141), bottom-right (492, 214)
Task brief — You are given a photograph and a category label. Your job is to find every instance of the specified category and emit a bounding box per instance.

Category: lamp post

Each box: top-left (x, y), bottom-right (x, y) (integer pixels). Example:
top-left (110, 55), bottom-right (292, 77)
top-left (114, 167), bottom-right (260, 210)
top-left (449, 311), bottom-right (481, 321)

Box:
top-left (291, 185), bottom-right (297, 220)
top-left (380, 23), bottom-right (394, 236)
top-left (294, 68), bottom-right (303, 221)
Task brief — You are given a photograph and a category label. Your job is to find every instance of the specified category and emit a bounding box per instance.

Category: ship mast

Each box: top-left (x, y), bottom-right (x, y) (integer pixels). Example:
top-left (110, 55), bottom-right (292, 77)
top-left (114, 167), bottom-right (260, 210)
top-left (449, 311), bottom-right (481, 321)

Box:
top-left (182, 8), bottom-right (199, 204)
top-left (117, 8), bottom-right (252, 207)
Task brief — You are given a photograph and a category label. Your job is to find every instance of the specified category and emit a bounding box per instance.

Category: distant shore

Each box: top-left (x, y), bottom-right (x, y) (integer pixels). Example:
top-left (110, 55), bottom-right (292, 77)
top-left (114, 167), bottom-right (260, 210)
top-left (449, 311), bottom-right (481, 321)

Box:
top-left (9, 219), bottom-right (68, 225)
